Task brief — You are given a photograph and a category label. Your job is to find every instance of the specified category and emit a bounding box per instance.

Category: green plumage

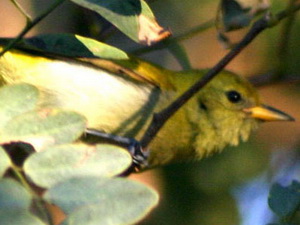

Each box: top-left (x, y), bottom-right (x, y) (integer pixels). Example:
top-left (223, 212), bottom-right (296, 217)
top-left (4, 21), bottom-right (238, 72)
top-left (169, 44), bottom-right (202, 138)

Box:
top-left (0, 45), bottom-right (291, 168)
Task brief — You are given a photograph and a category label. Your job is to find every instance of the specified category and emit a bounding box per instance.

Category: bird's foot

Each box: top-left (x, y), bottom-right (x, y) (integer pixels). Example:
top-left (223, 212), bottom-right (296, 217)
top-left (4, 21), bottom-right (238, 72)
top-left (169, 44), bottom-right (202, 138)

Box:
top-left (127, 138), bottom-right (149, 170)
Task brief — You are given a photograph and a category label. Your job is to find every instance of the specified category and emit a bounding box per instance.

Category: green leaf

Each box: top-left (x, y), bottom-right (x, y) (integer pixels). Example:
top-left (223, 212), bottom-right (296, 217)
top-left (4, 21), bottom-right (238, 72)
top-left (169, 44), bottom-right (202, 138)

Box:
top-left (0, 146), bottom-right (11, 177)
top-left (44, 177), bottom-right (159, 225)
top-left (0, 84), bottom-right (39, 129)
top-left (0, 179), bottom-right (46, 225)
top-left (0, 211), bottom-right (46, 225)
top-left (69, 0), bottom-right (141, 42)
top-left (69, 0), bottom-right (169, 44)
top-left (24, 144), bottom-right (132, 188)
top-left (216, 0), bottom-right (270, 32)
top-left (268, 181), bottom-right (300, 218)
top-left (0, 178), bottom-right (31, 210)
top-left (218, 0), bottom-right (251, 32)
top-left (25, 34), bottom-right (128, 59)
top-left (167, 41), bottom-right (192, 70)
top-left (267, 223), bottom-right (296, 225)
top-left (75, 35), bottom-right (128, 59)
top-left (0, 109), bottom-right (86, 151)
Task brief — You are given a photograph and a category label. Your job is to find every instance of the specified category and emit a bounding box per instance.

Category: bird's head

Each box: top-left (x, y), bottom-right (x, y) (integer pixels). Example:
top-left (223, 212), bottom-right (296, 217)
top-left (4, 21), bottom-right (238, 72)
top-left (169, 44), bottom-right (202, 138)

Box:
top-left (176, 70), bottom-right (294, 157)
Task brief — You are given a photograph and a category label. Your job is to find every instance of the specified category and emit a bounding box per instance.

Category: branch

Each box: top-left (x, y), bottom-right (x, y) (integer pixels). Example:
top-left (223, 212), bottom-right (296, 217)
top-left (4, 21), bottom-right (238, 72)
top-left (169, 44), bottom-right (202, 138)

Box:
top-left (250, 72), bottom-right (300, 87)
top-left (0, 0), bottom-right (65, 57)
top-left (140, 3), bottom-right (300, 148)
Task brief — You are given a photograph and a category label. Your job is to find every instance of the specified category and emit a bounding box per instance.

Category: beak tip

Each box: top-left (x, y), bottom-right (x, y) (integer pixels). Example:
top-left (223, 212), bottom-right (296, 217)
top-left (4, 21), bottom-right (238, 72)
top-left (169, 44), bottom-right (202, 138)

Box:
top-left (245, 105), bottom-right (295, 122)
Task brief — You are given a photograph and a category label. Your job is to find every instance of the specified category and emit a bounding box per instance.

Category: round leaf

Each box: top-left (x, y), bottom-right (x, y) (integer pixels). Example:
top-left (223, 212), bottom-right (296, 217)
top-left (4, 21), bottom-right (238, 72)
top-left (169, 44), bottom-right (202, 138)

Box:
top-left (0, 109), bottom-right (86, 151)
top-left (0, 83), bottom-right (39, 129)
top-left (268, 182), bottom-right (300, 218)
top-left (24, 144), bottom-right (132, 188)
top-left (0, 146), bottom-right (11, 177)
top-left (45, 177), bottom-right (159, 225)
top-left (0, 179), bottom-right (46, 225)
top-left (0, 210), bottom-right (46, 225)
top-left (0, 178), bottom-right (31, 210)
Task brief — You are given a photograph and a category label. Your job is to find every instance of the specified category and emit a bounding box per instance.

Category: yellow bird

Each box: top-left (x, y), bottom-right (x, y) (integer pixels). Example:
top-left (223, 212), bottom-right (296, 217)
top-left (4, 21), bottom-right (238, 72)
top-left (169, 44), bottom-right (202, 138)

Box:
top-left (0, 41), bottom-right (294, 168)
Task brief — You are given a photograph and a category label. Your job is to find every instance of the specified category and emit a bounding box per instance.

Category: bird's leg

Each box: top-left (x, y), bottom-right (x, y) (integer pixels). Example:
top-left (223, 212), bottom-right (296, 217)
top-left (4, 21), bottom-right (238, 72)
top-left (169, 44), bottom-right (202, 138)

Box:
top-left (84, 128), bottom-right (149, 173)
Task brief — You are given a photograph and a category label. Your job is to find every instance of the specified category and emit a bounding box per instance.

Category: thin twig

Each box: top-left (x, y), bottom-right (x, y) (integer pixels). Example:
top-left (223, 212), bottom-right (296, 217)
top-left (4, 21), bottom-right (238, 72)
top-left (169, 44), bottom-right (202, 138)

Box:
top-left (10, 0), bottom-right (32, 23)
top-left (249, 72), bottom-right (300, 87)
top-left (140, 4), bottom-right (300, 148)
top-left (0, 0), bottom-right (65, 57)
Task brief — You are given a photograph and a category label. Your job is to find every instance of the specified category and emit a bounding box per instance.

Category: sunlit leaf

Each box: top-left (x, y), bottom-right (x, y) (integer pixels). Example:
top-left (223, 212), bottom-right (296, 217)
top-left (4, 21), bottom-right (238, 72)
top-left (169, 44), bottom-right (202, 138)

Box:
top-left (69, 0), bottom-right (170, 45)
top-left (24, 34), bottom-right (129, 59)
top-left (24, 144), bottom-right (132, 188)
top-left (0, 84), bottom-right (39, 129)
top-left (0, 109), bottom-right (86, 151)
top-left (0, 146), bottom-right (11, 177)
top-left (45, 177), bottom-right (159, 225)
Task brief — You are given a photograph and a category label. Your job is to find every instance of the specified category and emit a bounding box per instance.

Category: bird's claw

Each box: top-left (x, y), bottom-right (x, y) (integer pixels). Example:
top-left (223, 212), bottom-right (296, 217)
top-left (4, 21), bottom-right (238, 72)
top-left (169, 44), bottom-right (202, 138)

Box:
top-left (128, 138), bottom-right (149, 170)
top-left (84, 129), bottom-right (149, 171)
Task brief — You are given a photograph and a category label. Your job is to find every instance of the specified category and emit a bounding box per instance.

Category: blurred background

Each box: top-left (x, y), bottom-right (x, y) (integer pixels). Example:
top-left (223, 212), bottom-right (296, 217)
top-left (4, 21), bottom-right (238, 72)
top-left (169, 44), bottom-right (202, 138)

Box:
top-left (1, 0), bottom-right (299, 224)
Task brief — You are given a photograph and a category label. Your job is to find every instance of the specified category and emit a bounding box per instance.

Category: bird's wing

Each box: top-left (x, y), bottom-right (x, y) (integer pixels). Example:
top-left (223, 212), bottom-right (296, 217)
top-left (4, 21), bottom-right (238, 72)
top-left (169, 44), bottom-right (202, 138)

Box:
top-left (78, 56), bottom-right (175, 90)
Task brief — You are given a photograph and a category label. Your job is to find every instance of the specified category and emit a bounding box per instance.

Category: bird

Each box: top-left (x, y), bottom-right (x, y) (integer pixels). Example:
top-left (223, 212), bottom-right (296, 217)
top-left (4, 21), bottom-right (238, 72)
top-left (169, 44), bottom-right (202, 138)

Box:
top-left (0, 39), bottom-right (294, 168)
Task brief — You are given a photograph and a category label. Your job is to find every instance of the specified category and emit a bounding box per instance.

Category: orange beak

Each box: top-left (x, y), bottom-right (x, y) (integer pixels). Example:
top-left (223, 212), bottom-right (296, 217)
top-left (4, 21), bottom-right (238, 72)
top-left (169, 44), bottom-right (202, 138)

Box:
top-left (243, 104), bottom-right (295, 121)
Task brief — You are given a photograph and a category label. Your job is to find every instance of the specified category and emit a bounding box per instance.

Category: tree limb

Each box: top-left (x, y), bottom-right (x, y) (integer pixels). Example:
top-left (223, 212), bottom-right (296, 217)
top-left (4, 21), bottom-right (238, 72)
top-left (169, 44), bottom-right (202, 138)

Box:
top-left (140, 3), bottom-right (300, 148)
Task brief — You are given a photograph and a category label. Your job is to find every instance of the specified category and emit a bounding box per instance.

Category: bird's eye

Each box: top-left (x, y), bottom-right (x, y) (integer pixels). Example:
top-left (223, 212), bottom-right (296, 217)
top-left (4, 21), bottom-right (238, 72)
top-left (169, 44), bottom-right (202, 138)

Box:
top-left (226, 90), bottom-right (242, 103)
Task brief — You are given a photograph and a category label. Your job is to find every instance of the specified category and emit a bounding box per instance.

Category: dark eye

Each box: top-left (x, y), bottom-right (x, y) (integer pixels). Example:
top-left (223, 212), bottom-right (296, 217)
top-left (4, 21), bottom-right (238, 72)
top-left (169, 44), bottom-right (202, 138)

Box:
top-left (226, 90), bottom-right (242, 103)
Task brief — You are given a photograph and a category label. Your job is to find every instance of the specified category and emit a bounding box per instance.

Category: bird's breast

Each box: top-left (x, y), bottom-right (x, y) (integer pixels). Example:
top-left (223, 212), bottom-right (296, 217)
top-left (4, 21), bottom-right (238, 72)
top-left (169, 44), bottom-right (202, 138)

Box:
top-left (0, 53), bottom-right (163, 136)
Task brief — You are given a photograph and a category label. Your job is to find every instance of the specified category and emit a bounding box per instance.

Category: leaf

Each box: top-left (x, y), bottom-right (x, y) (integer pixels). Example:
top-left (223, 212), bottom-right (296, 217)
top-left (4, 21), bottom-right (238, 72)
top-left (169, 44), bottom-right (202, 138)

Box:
top-left (0, 146), bottom-right (11, 177)
top-left (0, 210), bottom-right (46, 225)
top-left (24, 144), bottom-right (132, 188)
top-left (0, 109), bottom-right (86, 151)
top-left (0, 179), bottom-right (45, 225)
top-left (24, 34), bottom-right (129, 59)
top-left (69, 0), bottom-right (170, 45)
top-left (268, 181), bottom-right (300, 218)
top-left (0, 84), bottom-right (39, 129)
top-left (44, 177), bottom-right (159, 225)
top-left (167, 41), bottom-right (192, 70)
top-left (216, 0), bottom-right (270, 32)
top-left (237, 0), bottom-right (270, 15)
top-left (217, 0), bottom-right (252, 32)
top-left (0, 178), bottom-right (31, 210)
top-left (267, 223), bottom-right (296, 225)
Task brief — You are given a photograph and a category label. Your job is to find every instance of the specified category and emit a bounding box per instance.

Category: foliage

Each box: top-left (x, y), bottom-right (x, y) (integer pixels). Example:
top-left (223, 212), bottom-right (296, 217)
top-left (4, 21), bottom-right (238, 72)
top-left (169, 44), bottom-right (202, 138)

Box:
top-left (268, 181), bottom-right (300, 225)
top-left (0, 83), bottom-right (158, 225)
top-left (0, 0), bottom-right (299, 224)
